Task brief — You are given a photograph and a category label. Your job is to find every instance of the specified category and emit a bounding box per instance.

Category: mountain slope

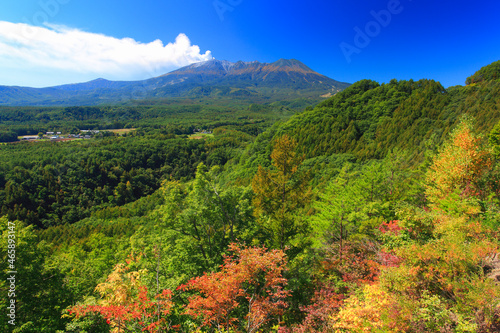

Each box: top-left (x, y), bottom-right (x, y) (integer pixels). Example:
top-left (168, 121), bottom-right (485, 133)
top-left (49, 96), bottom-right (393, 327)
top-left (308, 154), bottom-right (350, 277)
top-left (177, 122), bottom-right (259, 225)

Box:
top-left (256, 60), bottom-right (500, 163)
top-left (0, 59), bottom-right (350, 106)
top-left (290, 82), bottom-right (498, 161)
top-left (466, 60), bottom-right (500, 85)
top-left (159, 59), bottom-right (343, 89)
top-left (53, 78), bottom-right (135, 92)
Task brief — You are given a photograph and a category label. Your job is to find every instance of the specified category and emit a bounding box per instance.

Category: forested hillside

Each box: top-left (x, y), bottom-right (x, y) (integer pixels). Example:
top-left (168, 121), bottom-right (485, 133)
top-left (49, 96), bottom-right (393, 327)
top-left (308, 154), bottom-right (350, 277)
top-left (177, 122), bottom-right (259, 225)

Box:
top-left (1, 61), bottom-right (500, 332)
top-left (281, 77), bottom-right (500, 160)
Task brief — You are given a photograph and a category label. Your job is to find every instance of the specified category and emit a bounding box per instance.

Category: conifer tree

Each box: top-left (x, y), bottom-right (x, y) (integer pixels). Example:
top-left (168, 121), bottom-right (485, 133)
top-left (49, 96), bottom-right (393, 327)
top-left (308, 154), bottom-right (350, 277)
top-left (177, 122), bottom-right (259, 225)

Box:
top-left (252, 135), bottom-right (311, 250)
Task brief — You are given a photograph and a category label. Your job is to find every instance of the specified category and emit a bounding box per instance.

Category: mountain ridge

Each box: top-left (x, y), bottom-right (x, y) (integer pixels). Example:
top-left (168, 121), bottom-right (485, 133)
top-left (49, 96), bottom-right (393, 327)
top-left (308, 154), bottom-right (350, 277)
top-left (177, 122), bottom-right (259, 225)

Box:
top-left (0, 59), bottom-right (350, 106)
top-left (160, 59), bottom-right (318, 77)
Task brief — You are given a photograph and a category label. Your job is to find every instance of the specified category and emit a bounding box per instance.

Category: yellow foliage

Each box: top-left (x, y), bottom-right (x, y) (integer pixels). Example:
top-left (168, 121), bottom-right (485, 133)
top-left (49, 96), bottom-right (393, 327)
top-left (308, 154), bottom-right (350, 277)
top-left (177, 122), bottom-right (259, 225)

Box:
top-left (331, 284), bottom-right (406, 332)
top-left (425, 119), bottom-right (491, 212)
top-left (95, 260), bottom-right (147, 307)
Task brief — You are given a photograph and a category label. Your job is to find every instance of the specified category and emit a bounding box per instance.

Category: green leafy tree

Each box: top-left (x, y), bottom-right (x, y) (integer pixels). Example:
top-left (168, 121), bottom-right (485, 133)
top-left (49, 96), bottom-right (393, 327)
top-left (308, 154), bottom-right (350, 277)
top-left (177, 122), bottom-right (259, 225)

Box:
top-left (466, 60), bottom-right (500, 85)
top-left (311, 164), bottom-right (369, 256)
top-left (0, 217), bottom-right (73, 332)
top-left (0, 131), bottom-right (18, 143)
top-left (311, 155), bottom-right (415, 252)
top-left (160, 163), bottom-right (254, 269)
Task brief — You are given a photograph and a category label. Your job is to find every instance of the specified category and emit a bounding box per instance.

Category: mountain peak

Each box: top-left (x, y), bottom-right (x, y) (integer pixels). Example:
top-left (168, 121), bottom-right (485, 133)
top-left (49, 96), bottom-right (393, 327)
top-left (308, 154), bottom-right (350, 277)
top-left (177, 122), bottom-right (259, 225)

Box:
top-left (163, 59), bottom-right (237, 76)
top-left (165, 58), bottom-right (319, 77)
top-left (91, 78), bottom-right (110, 82)
top-left (271, 58), bottom-right (313, 71)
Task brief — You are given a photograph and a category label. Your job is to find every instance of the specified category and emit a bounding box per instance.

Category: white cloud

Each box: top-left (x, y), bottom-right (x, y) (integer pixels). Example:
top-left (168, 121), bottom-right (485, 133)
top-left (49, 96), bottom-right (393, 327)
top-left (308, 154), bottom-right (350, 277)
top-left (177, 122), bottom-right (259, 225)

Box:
top-left (0, 21), bottom-right (213, 87)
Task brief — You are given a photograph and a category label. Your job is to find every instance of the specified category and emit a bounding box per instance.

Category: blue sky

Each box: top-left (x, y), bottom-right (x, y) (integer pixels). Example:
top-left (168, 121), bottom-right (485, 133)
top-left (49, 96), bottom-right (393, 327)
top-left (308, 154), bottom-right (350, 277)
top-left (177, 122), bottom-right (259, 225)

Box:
top-left (0, 0), bottom-right (499, 87)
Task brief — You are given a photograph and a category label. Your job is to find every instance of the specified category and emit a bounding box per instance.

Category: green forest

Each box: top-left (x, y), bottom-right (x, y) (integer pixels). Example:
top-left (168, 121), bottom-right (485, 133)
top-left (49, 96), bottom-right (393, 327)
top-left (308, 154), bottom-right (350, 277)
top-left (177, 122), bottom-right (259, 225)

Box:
top-left (1, 61), bottom-right (500, 332)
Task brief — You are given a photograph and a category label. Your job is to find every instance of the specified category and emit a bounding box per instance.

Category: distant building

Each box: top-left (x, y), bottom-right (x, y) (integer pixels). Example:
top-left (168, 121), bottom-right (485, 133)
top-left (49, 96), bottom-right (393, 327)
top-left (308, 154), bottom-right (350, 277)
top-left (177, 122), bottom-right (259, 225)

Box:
top-left (46, 132), bottom-right (54, 135)
top-left (21, 136), bottom-right (39, 141)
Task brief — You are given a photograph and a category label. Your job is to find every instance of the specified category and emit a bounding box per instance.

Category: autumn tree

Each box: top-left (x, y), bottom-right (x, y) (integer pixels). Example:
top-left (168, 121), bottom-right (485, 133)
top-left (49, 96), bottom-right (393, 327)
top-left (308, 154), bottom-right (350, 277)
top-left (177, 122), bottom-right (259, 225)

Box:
top-left (69, 258), bottom-right (174, 333)
top-left (252, 135), bottom-right (311, 250)
top-left (180, 244), bottom-right (290, 333)
top-left (330, 283), bottom-right (407, 332)
top-left (425, 117), bottom-right (492, 214)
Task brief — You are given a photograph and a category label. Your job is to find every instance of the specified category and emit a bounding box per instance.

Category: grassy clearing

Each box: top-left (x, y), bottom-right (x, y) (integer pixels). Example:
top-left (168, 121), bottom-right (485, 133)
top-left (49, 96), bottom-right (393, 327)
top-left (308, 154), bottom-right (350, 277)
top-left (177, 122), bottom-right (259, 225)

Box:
top-left (188, 133), bottom-right (214, 140)
top-left (105, 128), bottom-right (137, 135)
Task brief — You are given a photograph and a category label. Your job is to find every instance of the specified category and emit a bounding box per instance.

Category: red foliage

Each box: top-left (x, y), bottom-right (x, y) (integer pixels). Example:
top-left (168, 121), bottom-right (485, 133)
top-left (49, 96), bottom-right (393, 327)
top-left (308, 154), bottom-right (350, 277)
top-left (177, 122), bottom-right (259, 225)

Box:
top-left (378, 220), bottom-right (402, 235)
top-left (291, 287), bottom-right (345, 333)
top-left (179, 243), bottom-right (290, 333)
top-left (378, 250), bottom-right (402, 267)
top-left (377, 221), bottom-right (404, 267)
top-left (71, 288), bottom-right (174, 332)
top-left (69, 262), bottom-right (174, 333)
top-left (330, 243), bottom-right (381, 286)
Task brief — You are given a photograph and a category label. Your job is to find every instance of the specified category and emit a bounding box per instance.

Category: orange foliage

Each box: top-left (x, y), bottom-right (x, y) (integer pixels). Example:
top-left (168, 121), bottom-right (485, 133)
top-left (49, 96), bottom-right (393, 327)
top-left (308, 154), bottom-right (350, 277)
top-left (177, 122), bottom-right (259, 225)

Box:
top-left (180, 243), bottom-right (290, 333)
